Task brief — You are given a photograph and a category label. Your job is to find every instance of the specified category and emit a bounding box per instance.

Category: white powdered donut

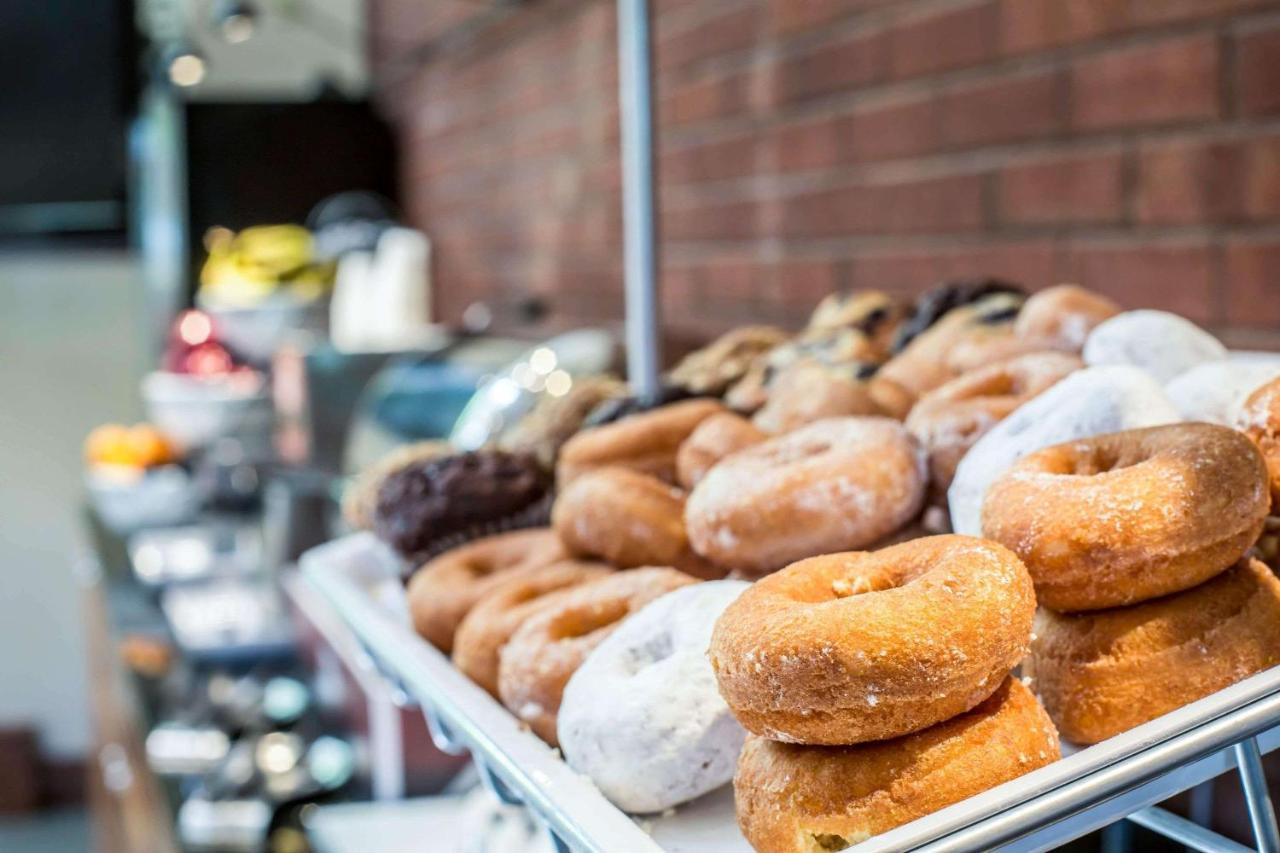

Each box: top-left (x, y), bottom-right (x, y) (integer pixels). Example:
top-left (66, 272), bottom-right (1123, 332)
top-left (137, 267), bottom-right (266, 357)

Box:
top-left (1083, 310), bottom-right (1226, 383)
top-left (557, 580), bottom-right (750, 813)
top-left (1166, 360), bottom-right (1280, 425)
top-left (948, 366), bottom-right (1179, 536)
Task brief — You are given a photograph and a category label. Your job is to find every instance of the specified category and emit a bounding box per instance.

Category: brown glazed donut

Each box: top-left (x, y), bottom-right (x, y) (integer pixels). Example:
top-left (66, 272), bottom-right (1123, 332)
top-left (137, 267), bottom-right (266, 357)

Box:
top-left (752, 361), bottom-right (913, 433)
top-left (734, 678), bottom-right (1059, 853)
top-left (675, 412), bottom-right (766, 490)
top-left (879, 293), bottom-right (1022, 398)
top-left (686, 417), bottom-right (926, 575)
top-left (983, 423), bottom-right (1269, 612)
top-left (709, 535), bottom-right (1036, 744)
top-left (1027, 558), bottom-right (1280, 744)
top-left (1238, 377), bottom-right (1280, 507)
top-left (497, 567), bottom-right (697, 744)
top-left (556, 398), bottom-right (725, 486)
top-left (943, 328), bottom-right (1069, 376)
top-left (1014, 283), bottom-right (1120, 350)
top-left (452, 560), bottom-right (611, 696)
top-left (906, 351), bottom-right (1081, 499)
top-left (552, 467), bottom-right (725, 579)
top-left (406, 528), bottom-right (568, 653)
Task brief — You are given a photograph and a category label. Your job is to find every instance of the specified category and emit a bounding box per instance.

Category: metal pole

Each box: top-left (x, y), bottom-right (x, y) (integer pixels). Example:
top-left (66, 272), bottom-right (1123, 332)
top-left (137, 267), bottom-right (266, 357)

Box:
top-left (1127, 807), bottom-right (1252, 853)
top-left (1236, 737), bottom-right (1280, 852)
top-left (616, 0), bottom-right (662, 401)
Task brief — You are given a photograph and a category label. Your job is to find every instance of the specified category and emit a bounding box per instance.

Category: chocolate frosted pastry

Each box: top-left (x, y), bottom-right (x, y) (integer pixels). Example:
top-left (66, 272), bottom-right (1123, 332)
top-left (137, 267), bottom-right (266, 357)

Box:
top-left (890, 278), bottom-right (1025, 354)
top-left (373, 450), bottom-right (553, 563)
top-left (667, 325), bottom-right (788, 396)
top-left (342, 440), bottom-right (453, 531)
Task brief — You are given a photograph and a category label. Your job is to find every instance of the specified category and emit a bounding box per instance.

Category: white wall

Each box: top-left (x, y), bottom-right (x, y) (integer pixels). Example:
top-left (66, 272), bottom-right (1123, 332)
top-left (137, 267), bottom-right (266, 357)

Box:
top-left (0, 250), bottom-right (147, 757)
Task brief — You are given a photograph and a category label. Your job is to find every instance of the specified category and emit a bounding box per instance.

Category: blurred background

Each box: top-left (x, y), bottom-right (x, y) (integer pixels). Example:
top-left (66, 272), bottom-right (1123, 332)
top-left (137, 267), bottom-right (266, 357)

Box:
top-left (2, 0), bottom-right (1280, 851)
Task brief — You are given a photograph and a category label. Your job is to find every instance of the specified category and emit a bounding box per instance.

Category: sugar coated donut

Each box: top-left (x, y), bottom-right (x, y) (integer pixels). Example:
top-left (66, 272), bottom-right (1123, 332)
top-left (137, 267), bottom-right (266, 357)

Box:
top-left (497, 567), bottom-right (696, 745)
top-left (687, 418), bottom-right (925, 575)
top-left (753, 362), bottom-right (912, 433)
top-left (983, 423), bottom-right (1269, 612)
top-left (406, 528), bottom-right (568, 652)
top-left (452, 560), bottom-right (611, 696)
top-left (906, 351), bottom-right (1081, 499)
top-left (942, 329), bottom-right (1066, 376)
top-left (1027, 558), bottom-right (1280, 744)
top-left (1083, 310), bottom-right (1227, 383)
top-left (676, 412), bottom-right (766, 490)
top-left (1238, 377), bottom-right (1280, 506)
top-left (710, 535), bottom-right (1036, 745)
top-left (558, 580), bottom-right (750, 813)
top-left (880, 292), bottom-right (1023, 397)
top-left (556, 398), bottom-right (725, 486)
top-left (1014, 284), bottom-right (1120, 350)
top-left (552, 467), bottom-right (723, 579)
top-left (947, 365), bottom-right (1179, 536)
top-left (1166, 361), bottom-right (1280, 425)
top-left (734, 677), bottom-right (1059, 853)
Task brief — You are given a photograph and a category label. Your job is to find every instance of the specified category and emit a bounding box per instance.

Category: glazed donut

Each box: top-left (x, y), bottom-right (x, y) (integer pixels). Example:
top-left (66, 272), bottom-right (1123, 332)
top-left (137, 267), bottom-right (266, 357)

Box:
top-left (906, 352), bottom-right (1081, 499)
top-left (734, 678), bottom-right (1059, 853)
top-left (1027, 558), bottom-right (1280, 744)
top-left (497, 567), bottom-right (696, 745)
top-left (686, 417), bottom-right (925, 575)
top-left (1014, 284), bottom-right (1120, 350)
top-left (452, 560), bottom-right (611, 696)
top-left (983, 423), bottom-right (1269, 612)
top-left (675, 412), bottom-right (766, 490)
top-left (558, 580), bottom-right (750, 812)
top-left (552, 467), bottom-right (724, 579)
top-left (710, 535), bottom-right (1036, 744)
top-left (556, 398), bottom-right (725, 486)
top-left (943, 329), bottom-right (1068, 376)
top-left (752, 361), bottom-right (913, 433)
top-left (1238, 377), bottom-right (1280, 506)
top-left (406, 528), bottom-right (567, 652)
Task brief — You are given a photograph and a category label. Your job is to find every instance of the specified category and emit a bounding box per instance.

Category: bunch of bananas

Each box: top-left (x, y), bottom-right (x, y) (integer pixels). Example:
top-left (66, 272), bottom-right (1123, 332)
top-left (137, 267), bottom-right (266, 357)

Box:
top-left (199, 224), bottom-right (336, 308)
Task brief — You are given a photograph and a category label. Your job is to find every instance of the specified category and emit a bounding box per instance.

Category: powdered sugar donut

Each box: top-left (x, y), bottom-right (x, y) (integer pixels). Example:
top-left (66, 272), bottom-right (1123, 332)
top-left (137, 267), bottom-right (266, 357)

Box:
top-left (557, 580), bottom-right (750, 813)
top-left (686, 418), bottom-right (926, 575)
top-left (1083, 310), bottom-right (1226, 383)
top-left (1165, 360), bottom-right (1280, 425)
top-left (947, 366), bottom-right (1179, 536)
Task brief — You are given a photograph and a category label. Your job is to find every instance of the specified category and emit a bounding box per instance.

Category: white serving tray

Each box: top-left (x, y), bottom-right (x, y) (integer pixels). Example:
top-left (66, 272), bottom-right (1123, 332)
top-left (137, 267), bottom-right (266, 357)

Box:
top-left (301, 534), bottom-right (1280, 852)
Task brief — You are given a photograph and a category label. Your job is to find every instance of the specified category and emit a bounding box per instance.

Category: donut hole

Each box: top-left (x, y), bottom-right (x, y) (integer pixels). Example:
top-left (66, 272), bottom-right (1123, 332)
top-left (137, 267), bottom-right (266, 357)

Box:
top-left (462, 557), bottom-right (499, 578)
top-left (622, 631), bottom-right (676, 675)
top-left (1064, 443), bottom-right (1147, 476)
top-left (831, 571), bottom-right (897, 599)
top-left (807, 832), bottom-right (851, 851)
top-left (548, 600), bottom-right (629, 641)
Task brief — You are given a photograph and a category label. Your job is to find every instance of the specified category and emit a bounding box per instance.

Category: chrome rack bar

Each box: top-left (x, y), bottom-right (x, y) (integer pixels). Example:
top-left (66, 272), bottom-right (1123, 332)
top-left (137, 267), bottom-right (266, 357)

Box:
top-left (1236, 737), bottom-right (1280, 852)
top-left (1128, 807), bottom-right (1252, 853)
top-left (617, 0), bottom-right (661, 402)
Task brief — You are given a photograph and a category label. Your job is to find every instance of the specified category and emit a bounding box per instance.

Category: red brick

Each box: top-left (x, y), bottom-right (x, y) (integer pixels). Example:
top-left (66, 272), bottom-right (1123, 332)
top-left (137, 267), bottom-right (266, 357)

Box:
top-left (1237, 25), bottom-right (1280, 117)
top-left (663, 198), bottom-right (760, 241)
top-left (939, 69), bottom-right (1063, 148)
top-left (770, 91), bottom-right (937, 171)
top-left (1128, 0), bottom-right (1272, 25)
top-left (758, 259), bottom-right (846, 313)
top-left (661, 133), bottom-right (759, 184)
top-left (937, 239), bottom-right (1059, 286)
top-left (999, 0), bottom-right (1128, 54)
top-left (999, 150), bottom-right (1124, 224)
top-left (1224, 238), bottom-right (1280, 328)
top-left (778, 173), bottom-right (987, 237)
top-left (657, 5), bottom-right (757, 74)
top-left (773, 28), bottom-right (889, 104)
top-left (849, 249), bottom-right (946, 294)
top-left (1136, 133), bottom-right (1280, 224)
top-left (888, 1), bottom-right (998, 80)
top-left (1059, 240), bottom-right (1216, 323)
top-left (1070, 35), bottom-right (1219, 130)
top-left (765, 0), bottom-right (893, 35)
top-left (659, 68), bottom-right (760, 126)
top-left (770, 115), bottom-right (850, 172)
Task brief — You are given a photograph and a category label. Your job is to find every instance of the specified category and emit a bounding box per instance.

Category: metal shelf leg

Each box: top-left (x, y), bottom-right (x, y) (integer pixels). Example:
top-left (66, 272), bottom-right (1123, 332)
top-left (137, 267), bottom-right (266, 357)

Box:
top-left (1236, 737), bottom-right (1280, 853)
top-left (1127, 806), bottom-right (1252, 853)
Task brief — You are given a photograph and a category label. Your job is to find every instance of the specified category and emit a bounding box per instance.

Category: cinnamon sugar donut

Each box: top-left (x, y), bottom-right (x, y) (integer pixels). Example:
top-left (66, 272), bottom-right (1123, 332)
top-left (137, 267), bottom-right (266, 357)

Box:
top-left (497, 567), bottom-right (696, 744)
top-left (406, 528), bottom-right (567, 652)
top-left (710, 535), bottom-right (1036, 744)
top-left (552, 467), bottom-right (724, 579)
top-left (676, 412), bottom-right (766, 490)
top-left (1027, 558), bottom-right (1280, 744)
top-left (906, 352), bottom-right (1081, 499)
top-left (452, 560), bottom-right (611, 696)
top-left (943, 329), bottom-right (1068, 376)
top-left (556, 398), bottom-right (725, 486)
top-left (1015, 284), bottom-right (1120, 350)
top-left (734, 677), bottom-right (1059, 853)
top-left (686, 418), bottom-right (926, 575)
top-left (982, 423), bottom-right (1269, 612)
top-left (1238, 377), bottom-right (1280, 506)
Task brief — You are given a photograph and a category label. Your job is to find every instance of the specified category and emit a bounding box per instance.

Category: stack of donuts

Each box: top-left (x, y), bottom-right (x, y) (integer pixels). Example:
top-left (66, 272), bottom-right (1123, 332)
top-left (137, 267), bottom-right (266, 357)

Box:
top-left (340, 275), bottom-right (1280, 851)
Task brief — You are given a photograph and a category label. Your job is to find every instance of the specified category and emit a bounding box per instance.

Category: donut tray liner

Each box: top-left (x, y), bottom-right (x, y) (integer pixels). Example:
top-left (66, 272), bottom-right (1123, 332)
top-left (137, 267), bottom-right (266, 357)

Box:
top-left (301, 534), bottom-right (1280, 853)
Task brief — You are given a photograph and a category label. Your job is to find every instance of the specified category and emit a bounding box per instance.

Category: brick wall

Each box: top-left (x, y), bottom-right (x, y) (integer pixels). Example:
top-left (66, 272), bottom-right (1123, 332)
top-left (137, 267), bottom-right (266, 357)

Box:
top-left (370, 0), bottom-right (1280, 348)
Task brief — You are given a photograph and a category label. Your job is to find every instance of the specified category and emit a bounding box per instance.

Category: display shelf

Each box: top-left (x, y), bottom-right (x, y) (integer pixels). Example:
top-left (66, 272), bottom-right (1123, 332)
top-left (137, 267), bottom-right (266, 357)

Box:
top-left (301, 534), bottom-right (1280, 852)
